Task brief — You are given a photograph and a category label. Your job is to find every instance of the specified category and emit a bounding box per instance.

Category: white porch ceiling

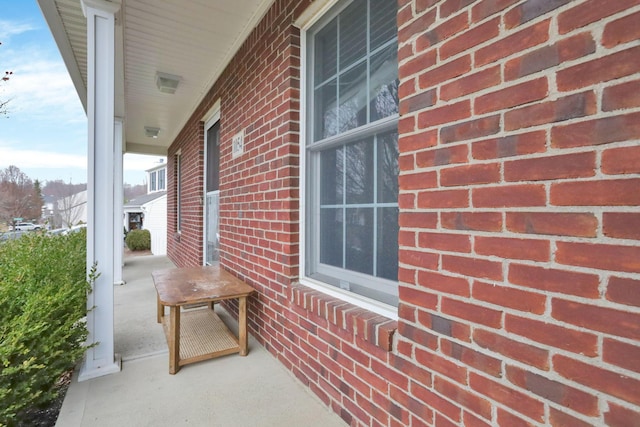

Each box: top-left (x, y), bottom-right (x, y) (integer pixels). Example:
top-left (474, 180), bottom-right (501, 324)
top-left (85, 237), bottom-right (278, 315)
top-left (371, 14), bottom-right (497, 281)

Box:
top-left (39, 0), bottom-right (274, 156)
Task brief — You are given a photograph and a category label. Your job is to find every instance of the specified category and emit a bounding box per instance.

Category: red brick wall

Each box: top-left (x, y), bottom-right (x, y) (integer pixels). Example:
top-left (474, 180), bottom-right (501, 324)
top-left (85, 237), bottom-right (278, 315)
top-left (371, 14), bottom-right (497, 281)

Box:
top-left (397, 0), bottom-right (640, 425)
top-left (167, 0), bottom-right (311, 283)
top-left (167, 121), bottom-right (205, 266)
top-left (167, 0), bottom-right (640, 425)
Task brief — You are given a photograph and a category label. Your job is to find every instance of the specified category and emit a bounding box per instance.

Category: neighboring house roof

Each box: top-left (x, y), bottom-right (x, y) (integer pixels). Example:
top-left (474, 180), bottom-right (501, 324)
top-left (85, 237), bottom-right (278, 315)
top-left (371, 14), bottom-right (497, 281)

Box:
top-left (124, 191), bottom-right (166, 210)
top-left (146, 161), bottom-right (167, 173)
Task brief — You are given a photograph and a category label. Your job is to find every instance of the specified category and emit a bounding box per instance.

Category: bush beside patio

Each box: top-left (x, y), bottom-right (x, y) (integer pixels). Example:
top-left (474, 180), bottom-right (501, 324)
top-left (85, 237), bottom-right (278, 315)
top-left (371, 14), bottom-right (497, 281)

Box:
top-left (125, 229), bottom-right (151, 251)
top-left (0, 230), bottom-right (92, 425)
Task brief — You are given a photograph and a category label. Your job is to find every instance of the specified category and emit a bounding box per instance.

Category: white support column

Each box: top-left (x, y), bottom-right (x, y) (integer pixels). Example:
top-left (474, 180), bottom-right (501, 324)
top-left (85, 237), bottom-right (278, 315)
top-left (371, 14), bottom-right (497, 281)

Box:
top-left (79, 0), bottom-right (122, 381)
top-left (114, 118), bottom-right (125, 285)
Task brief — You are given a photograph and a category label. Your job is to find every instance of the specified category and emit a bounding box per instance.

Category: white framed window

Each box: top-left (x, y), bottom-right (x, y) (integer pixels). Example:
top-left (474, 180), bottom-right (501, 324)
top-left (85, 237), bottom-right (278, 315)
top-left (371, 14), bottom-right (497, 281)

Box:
top-left (149, 171), bottom-right (157, 192)
top-left (148, 168), bottom-right (166, 193)
top-left (175, 152), bottom-right (182, 233)
top-left (302, 0), bottom-right (399, 308)
top-left (158, 168), bottom-right (166, 191)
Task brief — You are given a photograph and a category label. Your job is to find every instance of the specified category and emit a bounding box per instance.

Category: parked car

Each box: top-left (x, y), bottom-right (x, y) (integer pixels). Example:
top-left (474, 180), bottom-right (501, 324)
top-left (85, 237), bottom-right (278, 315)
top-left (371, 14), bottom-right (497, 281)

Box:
top-left (14, 222), bottom-right (42, 231)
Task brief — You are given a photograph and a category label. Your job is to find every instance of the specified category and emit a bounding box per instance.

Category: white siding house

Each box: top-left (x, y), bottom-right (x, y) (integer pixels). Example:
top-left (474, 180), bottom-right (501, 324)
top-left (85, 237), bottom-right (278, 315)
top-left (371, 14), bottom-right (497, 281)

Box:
top-left (123, 161), bottom-right (167, 255)
top-left (57, 190), bottom-right (88, 229)
top-left (142, 193), bottom-right (167, 256)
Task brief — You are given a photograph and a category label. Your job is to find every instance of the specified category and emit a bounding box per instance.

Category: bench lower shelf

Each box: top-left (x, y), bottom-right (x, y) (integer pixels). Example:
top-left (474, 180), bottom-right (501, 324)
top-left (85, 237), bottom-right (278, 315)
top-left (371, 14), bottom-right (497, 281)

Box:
top-left (161, 308), bottom-right (240, 367)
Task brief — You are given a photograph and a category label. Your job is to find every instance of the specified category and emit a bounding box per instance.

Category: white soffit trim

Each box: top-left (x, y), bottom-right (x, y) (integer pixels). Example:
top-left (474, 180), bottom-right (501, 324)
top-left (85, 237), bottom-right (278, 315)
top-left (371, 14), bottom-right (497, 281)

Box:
top-left (203, 99), bottom-right (222, 125)
top-left (177, 0), bottom-right (274, 147)
top-left (294, 0), bottom-right (341, 29)
top-left (125, 142), bottom-right (167, 156)
top-left (81, 0), bottom-right (121, 17)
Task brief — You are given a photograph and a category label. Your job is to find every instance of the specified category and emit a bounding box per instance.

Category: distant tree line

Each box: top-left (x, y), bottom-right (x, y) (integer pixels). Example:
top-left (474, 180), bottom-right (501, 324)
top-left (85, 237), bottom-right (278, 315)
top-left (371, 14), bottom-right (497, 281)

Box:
top-left (0, 165), bottom-right (87, 229)
top-left (124, 182), bottom-right (147, 203)
top-left (45, 180), bottom-right (87, 229)
top-left (0, 166), bottom-right (43, 227)
top-left (0, 165), bottom-right (147, 230)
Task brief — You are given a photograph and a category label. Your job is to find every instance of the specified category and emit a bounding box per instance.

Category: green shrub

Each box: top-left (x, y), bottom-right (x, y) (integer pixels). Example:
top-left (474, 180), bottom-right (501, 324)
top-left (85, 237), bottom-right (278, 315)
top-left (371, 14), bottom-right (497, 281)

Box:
top-left (0, 230), bottom-right (92, 425)
top-left (125, 229), bottom-right (151, 251)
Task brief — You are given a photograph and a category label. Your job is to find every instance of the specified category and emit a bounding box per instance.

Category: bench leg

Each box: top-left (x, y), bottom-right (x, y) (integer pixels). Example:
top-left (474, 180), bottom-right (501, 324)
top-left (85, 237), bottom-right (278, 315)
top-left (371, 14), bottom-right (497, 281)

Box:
top-left (239, 296), bottom-right (248, 356)
top-left (157, 294), bottom-right (164, 323)
top-left (169, 306), bottom-right (180, 374)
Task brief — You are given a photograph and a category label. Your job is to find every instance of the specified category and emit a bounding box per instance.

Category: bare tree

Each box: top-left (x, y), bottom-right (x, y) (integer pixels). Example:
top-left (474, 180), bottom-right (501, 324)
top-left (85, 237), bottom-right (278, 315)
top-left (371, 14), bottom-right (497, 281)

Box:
top-left (41, 180), bottom-right (88, 228)
top-left (57, 190), bottom-right (86, 228)
top-left (32, 179), bottom-right (44, 221)
top-left (1, 41), bottom-right (13, 117)
top-left (43, 180), bottom-right (86, 198)
top-left (124, 183), bottom-right (147, 203)
top-left (0, 166), bottom-right (42, 227)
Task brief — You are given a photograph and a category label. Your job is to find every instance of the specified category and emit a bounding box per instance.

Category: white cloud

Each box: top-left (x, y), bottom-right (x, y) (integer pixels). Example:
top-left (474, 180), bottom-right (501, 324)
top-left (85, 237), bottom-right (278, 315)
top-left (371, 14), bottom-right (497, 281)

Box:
top-left (0, 146), bottom-right (86, 170)
top-left (0, 20), bottom-right (35, 40)
top-left (0, 148), bottom-right (166, 173)
top-left (2, 55), bottom-right (85, 123)
top-left (0, 148), bottom-right (165, 186)
top-left (124, 153), bottom-right (166, 172)
top-left (1, 19), bottom-right (85, 124)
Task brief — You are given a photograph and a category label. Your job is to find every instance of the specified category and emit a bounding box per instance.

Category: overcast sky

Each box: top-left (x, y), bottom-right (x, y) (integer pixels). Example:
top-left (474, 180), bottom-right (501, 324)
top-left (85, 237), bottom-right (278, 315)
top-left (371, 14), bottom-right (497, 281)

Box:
top-left (0, 1), bottom-right (163, 187)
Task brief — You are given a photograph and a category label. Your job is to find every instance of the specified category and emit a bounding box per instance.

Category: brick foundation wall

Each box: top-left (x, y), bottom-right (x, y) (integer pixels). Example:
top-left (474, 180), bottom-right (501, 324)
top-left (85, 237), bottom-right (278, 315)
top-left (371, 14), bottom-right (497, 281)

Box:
top-left (167, 0), bottom-right (640, 425)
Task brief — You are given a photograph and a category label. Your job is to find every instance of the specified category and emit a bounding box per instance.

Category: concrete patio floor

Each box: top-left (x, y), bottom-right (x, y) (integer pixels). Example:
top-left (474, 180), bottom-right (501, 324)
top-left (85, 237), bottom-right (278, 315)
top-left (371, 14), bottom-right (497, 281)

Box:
top-left (55, 254), bottom-right (346, 427)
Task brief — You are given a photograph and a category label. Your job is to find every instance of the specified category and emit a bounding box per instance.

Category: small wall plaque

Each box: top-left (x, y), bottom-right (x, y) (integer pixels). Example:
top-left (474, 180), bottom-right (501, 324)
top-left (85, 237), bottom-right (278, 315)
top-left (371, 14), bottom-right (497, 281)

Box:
top-left (232, 130), bottom-right (244, 158)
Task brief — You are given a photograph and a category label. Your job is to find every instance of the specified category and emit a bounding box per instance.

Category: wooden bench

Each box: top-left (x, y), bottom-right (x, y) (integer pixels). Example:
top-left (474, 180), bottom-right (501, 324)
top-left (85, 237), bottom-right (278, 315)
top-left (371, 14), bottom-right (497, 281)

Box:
top-left (152, 265), bottom-right (255, 374)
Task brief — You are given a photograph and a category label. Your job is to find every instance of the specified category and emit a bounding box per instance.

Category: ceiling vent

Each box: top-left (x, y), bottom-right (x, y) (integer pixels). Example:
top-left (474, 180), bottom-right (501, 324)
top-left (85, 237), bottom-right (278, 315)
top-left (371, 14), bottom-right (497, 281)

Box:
top-left (144, 126), bottom-right (160, 138)
top-left (156, 72), bottom-right (181, 94)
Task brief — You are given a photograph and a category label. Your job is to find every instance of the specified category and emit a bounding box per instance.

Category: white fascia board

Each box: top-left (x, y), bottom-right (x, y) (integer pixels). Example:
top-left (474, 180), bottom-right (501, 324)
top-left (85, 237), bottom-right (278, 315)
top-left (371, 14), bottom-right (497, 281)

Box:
top-left (124, 142), bottom-right (168, 156)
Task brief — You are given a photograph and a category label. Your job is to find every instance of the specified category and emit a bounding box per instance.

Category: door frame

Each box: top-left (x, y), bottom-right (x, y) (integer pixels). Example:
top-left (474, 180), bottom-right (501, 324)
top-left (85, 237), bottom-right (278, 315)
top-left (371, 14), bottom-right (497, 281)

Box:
top-left (203, 102), bottom-right (221, 265)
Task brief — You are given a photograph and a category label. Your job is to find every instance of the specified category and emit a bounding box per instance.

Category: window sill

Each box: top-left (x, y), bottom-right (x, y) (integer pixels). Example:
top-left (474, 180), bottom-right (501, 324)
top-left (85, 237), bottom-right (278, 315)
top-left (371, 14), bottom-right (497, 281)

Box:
top-left (290, 283), bottom-right (397, 352)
